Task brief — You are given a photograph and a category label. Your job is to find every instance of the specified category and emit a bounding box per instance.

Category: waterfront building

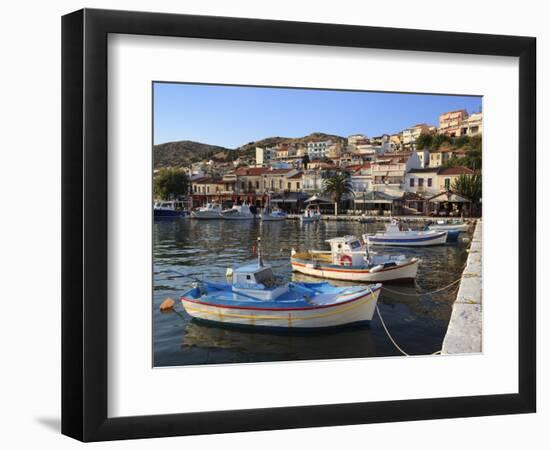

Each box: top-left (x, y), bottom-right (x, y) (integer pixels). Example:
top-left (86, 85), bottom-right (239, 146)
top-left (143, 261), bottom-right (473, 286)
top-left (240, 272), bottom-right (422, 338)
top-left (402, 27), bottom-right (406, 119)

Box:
top-left (349, 163), bottom-right (373, 194)
top-left (404, 167), bottom-right (440, 196)
top-left (371, 151), bottom-right (421, 194)
top-left (428, 148), bottom-right (467, 167)
top-left (416, 148), bottom-right (430, 168)
top-left (461, 112), bottom-right (483, 136)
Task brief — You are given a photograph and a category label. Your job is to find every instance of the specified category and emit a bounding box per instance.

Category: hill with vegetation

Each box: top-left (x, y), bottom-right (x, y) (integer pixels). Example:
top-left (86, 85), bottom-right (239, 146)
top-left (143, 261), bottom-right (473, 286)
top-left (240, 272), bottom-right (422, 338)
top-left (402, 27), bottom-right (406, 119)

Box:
top-left (153, 132), bottom-right (346, 168)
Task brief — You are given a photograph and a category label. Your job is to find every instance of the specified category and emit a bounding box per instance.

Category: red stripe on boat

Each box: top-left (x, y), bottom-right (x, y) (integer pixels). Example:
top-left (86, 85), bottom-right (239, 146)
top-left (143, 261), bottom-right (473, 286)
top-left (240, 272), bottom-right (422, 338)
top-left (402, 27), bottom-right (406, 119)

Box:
top-left (180, 285), bottom-right (381, 311)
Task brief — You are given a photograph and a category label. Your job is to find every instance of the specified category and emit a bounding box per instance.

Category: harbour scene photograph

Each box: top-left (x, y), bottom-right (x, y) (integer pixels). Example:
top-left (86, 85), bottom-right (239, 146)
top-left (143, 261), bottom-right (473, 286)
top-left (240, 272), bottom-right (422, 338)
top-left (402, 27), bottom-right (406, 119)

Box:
top-left (152, 82), bottom-right (483, 367)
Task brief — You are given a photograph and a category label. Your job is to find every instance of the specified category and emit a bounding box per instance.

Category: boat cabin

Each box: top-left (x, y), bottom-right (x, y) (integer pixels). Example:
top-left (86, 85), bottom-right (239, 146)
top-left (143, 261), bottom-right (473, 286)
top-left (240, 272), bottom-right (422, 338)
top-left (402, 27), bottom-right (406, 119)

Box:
top-left (231, 263), bottom-right (289, 300)
top-left (326, 236), bottom-right (366, 266)
top-left (154, 200), bottom-right (186, 210)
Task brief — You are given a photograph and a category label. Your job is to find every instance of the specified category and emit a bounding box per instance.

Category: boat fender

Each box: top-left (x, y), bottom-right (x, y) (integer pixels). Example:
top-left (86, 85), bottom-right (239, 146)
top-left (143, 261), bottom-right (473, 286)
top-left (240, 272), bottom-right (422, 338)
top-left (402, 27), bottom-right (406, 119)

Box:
top-left (340, 254), bottom-right (353, 266)
top-left (370, 264), bottom-right (384, 273)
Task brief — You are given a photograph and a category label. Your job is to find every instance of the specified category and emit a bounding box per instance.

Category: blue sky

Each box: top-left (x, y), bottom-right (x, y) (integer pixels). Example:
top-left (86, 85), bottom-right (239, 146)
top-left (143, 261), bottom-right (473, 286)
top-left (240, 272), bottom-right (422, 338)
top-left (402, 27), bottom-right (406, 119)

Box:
top-left (153, 82), bottom-right (482, 148)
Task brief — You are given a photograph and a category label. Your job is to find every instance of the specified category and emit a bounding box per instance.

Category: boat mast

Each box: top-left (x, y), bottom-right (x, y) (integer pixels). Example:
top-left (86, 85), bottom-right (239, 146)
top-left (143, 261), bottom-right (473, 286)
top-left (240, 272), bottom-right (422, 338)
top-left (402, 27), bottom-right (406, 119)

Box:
top-left (257, 236), bottom-right (264, 267)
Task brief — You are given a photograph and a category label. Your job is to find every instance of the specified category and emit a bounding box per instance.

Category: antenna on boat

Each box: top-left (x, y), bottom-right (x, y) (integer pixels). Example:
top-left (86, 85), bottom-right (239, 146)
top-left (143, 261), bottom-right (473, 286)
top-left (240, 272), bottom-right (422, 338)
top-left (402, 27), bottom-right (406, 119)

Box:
top-left (257, 236), bottom-right (264, 267)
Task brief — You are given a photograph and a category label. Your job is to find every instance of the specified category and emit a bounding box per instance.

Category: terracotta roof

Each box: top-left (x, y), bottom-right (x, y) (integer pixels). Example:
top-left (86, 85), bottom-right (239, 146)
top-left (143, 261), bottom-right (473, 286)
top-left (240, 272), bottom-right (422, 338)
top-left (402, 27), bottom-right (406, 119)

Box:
top-left (437, 166), bottom-right (474, 176)
top-left (234, 167), bottom-right (270, 176)
top-left (287, 172), bottom-right (303, 179)
top-left (192, 177), bottom-right (224, 184)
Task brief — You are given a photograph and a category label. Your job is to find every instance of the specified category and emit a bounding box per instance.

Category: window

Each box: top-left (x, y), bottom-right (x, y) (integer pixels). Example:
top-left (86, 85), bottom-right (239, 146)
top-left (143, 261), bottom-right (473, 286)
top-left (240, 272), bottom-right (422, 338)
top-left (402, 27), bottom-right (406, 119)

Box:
top-left (255, 181), bottom-right (259, 189)
top-left (288, 182), bottom-right (291, 189)
top-left (427, 178), bottom-right (432, 187)
top-left (241, 182), bottom-right (245, 190)
top-left (445, 178), bottom-right (451, 190)
top-left (409, 178), bottom-right (415, 187)
top-left (297, 182), bottom-right (300, 189)
top-left (418, 178), bottom-right (424, 187)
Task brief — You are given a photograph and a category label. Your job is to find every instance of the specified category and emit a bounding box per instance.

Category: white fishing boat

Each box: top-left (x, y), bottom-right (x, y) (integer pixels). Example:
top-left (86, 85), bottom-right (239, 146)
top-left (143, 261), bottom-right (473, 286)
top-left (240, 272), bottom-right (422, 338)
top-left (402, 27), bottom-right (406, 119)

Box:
top-left (364, 219), bottom-right (447, 247)
top-left (181, 245), bottom-right (382, 329)
top-left (153, 200), bottom-right (189, 219)
top-left (291, 235), bottom-right (420, 282)
top-left (260, 206), bottom-right (288, 222)
top-left (220, 203), bottom-right (255, 220)
top-left (191, 202), bottom-right (222, 219)
top-left (300, 207), bottom-right (321, 223)
top-left (427, 220), bottom-right (470, 233)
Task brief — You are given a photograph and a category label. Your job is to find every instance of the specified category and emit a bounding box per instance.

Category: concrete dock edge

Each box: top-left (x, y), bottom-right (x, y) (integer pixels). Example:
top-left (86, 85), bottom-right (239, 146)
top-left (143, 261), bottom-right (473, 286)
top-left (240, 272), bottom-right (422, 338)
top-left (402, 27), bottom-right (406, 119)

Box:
top-left (441, 220), bottom-right (482, 354)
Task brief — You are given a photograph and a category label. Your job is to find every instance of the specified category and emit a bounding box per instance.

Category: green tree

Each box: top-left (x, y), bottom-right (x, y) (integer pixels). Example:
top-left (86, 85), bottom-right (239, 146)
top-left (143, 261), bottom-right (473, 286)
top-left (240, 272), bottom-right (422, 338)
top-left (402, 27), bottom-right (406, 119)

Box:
top-left (452, 172), bottom-right (482, 205)
top-left (323, 171), bottom-right (354, 215)
top-left (154, 168), bottom-right (189, 200)
top-left (430, 133), bottom-right (452, 150)
top-left (415, 132), bottom-right (433, 150)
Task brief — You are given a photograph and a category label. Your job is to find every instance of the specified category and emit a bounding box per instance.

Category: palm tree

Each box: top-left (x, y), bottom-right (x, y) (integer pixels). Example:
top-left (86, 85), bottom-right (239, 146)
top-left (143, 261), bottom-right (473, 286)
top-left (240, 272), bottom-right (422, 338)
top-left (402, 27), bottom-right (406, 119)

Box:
top-left (323, 171), bottom-right (354, 215)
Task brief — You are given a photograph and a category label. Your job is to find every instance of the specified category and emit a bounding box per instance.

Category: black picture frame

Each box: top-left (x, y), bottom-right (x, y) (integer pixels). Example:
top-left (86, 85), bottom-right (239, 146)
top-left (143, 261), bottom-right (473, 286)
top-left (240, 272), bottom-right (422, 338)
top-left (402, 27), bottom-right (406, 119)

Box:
top-left (62, 8), bottom-right (536, 442)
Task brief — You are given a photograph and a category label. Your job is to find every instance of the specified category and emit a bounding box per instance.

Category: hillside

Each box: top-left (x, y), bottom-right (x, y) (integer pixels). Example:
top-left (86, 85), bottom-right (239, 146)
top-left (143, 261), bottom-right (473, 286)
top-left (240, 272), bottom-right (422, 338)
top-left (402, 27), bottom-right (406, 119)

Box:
top-left (153, 140), bottom-right (233, 168)
top-left (153, 132), bottom-right (347, 168)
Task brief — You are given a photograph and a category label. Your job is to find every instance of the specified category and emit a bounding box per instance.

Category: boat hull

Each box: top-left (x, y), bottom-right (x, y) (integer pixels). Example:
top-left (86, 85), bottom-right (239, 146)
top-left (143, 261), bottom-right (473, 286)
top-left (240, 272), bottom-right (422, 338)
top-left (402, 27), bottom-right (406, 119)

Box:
top-left (291, 258), bottom-right (419, 282)
top-left (367, 231), bottom-right (447, 246)
top-left (261, 215), bottom-right (287, 221)
top-left (181, 286), bottom-right (381, 329)
top-left (190, 212), bottom-right (222, 219)
top-left (154, 209), bottom-right (186, 218)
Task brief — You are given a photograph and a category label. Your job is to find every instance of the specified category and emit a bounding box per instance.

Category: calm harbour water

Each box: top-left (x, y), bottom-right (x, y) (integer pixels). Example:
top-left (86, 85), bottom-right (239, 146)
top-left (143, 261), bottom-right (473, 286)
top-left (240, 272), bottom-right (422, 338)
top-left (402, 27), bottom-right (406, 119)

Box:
top-left (153, 219), bottom-right (470, 367)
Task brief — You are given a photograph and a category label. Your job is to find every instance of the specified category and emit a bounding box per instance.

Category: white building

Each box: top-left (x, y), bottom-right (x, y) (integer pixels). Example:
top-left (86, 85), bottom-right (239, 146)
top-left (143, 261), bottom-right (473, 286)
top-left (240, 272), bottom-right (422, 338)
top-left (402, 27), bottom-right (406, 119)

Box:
top-left (307, 140), bottom-right (333, 159)
top-left (255, 146), bottom-right (276, 166)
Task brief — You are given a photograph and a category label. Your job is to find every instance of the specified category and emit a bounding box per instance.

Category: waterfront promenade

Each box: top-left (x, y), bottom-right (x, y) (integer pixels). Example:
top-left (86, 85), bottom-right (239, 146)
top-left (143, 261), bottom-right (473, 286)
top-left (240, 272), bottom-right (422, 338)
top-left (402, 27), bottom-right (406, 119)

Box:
top-left (441, 220), bottom-right (482, 354)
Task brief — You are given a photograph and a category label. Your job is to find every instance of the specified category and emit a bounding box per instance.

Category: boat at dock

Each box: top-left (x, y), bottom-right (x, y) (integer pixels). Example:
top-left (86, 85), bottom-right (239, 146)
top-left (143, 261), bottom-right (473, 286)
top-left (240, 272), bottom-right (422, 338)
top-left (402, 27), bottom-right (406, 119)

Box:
top-left (260, 206), bottom-right (288, 222)
top-left (291, 235), bottom-right (420, 282)
top-left (364, 219), bottom-right (447, 246)
top-left (154, 200), bottom-right (189, 219)
top-left (220, 203), bottom-right (255, 220)
top-left (300, 207), bottom-right (321, 223)
top-left (427, 220), bottom-right (470, 241)
top-left (191, 202), bottom-right (222, 219)
top-left (180, 245), bottom-right (381, 329)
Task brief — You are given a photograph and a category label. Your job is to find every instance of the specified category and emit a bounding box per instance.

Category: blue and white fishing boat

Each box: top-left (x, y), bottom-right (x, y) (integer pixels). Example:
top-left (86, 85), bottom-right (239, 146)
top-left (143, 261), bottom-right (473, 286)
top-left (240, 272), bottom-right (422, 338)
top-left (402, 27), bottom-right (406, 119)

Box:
top-left (364, 219), bottom-right (447, 247)
top-left (153, 201), bottom-right (189, 219)
top-left (180, 241), bottom-right (381, 329)
top-left (427, 220), bottom-right (470, 242)
top-left (260, 206), bottom-right (288, 222)
top-left (291, 235), bottom-right (420, 282)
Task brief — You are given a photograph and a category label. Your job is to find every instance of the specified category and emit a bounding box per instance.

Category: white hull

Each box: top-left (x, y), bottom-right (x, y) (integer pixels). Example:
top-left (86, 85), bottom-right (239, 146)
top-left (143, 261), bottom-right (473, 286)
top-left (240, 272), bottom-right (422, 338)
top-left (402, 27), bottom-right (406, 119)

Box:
top-left (181, 287), bottom-right (381, 328)
top-left (291, 259), bottom-right (419, 282)
top-left (429, 223), bottom-right (469, 232)
top-left (221, 215), bottom-right (255, 220)
top-left (191, 211), bottom-right (222, 219)
top-left (366, 231), bottom-right (447, 246)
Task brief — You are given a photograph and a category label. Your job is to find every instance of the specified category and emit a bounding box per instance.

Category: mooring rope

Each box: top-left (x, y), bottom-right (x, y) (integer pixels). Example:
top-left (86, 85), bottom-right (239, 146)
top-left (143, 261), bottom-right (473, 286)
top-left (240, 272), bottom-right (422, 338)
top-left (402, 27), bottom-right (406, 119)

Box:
top-left (381, 277), bottom-right (461, 297)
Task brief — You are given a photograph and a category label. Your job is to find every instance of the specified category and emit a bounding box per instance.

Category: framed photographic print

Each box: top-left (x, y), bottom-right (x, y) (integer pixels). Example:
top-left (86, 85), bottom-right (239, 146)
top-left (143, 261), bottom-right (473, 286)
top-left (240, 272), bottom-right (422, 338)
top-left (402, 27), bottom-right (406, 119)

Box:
top-left (62, 8), bottom-right (536, 442)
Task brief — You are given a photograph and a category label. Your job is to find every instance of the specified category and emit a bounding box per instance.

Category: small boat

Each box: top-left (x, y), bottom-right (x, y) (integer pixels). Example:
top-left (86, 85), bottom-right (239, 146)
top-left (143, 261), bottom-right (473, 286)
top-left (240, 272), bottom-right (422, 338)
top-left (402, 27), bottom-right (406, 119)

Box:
top-left (191, 202), bottom-right (222, 219)
top-left (181, 243), bottom-right (381, 329)
top-left (427, 220), bottom-right (470, 242)
top-left (260, 206), bottom-right (288, 222)
top-left (153, 200), bottom-right (189, 219)
top-left (364, 219), bottom-right (447, 247)
top-left (300, 207), bottom-right (321, 223)
top-left (220, 203), bottom-right (255, 220)
top-left (291, 235), bottom-right (420, 282)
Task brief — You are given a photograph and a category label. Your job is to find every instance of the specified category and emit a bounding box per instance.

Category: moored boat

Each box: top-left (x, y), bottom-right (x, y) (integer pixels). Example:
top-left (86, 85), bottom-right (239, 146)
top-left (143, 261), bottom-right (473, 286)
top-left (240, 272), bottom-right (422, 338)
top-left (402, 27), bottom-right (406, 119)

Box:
top-left (180, 245), bottom-right (381, 329)
top-left (191, 202), bottom-right (222, 219)
top-left (427, 220), bottom-right (470, 241)
top-left (364, 219), bottom-right (447, 247)
top-left (260, 206), bottom-right (288, 222)
top-left (154, 200), bottom-right (189, 219)
top-left (220, 203), bottom-right (255, 220)
top-left (300, 207), bottom-right (321, 223)
top-left (291, 235), bottom-right (420, 282)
